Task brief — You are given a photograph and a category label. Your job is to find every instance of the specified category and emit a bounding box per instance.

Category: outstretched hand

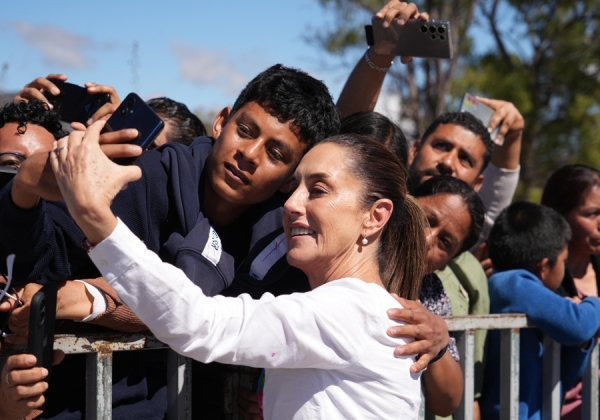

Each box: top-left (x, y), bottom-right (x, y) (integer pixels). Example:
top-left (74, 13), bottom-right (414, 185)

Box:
top-left (49, 120), bottom-right (142, 244)
top-left (373, 1), bottom-right (430, 64)
top-left (476, 97), bottom-right (524, 146)
top-left (387, 294), bottom-right (450, 373)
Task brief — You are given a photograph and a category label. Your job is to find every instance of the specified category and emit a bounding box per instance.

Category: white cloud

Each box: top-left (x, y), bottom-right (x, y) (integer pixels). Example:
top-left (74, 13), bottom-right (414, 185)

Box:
top-left (171, 42), bottom-right (248, 95)
top-left (8, 21), bottom-right (108, 69)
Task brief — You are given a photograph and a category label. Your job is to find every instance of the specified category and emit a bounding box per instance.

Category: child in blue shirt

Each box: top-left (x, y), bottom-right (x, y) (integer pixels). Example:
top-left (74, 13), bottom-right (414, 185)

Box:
top-left (480, 201), bottom-right (600, 420)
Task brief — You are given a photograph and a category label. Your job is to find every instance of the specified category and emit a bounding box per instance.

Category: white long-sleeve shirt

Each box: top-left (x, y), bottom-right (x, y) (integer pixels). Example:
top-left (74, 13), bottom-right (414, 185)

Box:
top-left (89, 219), bottom-right (421, 419)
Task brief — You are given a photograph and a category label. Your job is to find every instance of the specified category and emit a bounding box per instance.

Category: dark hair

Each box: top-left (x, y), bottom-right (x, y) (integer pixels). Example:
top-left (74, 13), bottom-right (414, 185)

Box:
top-left (413, 175), bottom-right (485, 255)
top-left (0, 100), bottom-right (65, 140)
top-left (541, 164), bottom-right (600, 216)
top-left (230, 64), bottom-right (340, 149)
top-left (488, 201), bottom-right (571, 273)
top-left (146, 97), bottom-right (207, 146)
top-left (320, 134), bottom-right (427, 300)
top-left (340, 111), bottom-right (409, 169)
top-left (420, 112), bottom-right (494, 173)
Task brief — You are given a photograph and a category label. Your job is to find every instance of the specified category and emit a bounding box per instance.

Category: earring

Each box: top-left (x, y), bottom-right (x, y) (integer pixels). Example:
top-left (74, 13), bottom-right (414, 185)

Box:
top-left (362, 236), bottom-right (368, 246)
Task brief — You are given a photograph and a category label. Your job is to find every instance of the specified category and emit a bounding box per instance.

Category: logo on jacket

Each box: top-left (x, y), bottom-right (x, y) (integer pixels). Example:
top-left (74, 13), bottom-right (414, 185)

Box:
top-left (202, 227), bottom-right (222, 266)
top-left (249, 232), bottom-right (287, 280)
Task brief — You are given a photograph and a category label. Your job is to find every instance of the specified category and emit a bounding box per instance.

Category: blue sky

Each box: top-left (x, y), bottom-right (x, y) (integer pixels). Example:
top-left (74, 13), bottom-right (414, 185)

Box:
top-left (0, 0), bottom-right (356, 114)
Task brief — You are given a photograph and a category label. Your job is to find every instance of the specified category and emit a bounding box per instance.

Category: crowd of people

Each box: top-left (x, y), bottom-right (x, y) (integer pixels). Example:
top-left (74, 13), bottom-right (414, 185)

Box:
top-left (0, 1), bottom-right (599, 419)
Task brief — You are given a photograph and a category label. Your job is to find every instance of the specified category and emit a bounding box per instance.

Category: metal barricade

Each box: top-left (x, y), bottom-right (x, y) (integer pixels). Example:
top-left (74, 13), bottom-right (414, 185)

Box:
top-left (1, 315), bottom-right (598, 420)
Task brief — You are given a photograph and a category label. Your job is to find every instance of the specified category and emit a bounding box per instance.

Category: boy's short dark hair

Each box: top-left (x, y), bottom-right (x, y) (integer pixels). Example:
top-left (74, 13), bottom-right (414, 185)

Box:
top-left (146, 97), bottom-right (207, 145)
top-left (230, 64), bottom-right (340, 149)
top-left (0, 100), bottom-right (65, 140)
top-left (488, 201), bottom-right (571, 273)
top-left (420, 112), bottom-right (494, 173)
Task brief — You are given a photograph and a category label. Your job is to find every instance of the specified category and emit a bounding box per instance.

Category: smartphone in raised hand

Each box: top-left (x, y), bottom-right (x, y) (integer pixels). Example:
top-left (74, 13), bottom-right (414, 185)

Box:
top-left (459, 93), bottom-right (501, 144)
top-left (366, 17), bottom-right (453, 59)
top-left (27, 281), bottom-right (57, 381)
top-left (102, 93), bottom-right (165, 165)
top-left (43, 79), bottom-right (111, 124)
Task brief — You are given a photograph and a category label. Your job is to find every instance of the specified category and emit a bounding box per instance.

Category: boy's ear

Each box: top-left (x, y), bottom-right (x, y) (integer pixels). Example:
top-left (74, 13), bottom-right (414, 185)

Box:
top-left (536, 257), bottom-right (551, 281)
top-left (212, 107), bottom-right (232, 140)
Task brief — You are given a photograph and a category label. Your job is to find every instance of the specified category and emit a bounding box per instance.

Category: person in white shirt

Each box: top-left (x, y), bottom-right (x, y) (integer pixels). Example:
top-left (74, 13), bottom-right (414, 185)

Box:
top-left (47, 122), bottom-right (429, 419)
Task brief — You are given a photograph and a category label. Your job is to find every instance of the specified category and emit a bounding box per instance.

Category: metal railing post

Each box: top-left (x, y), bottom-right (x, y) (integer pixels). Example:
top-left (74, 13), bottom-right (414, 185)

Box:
top-left (583, 343), bottom-right (600, 420)
top-left (542, 336), bottom-right (561, 420)
top-left (167, 349), bottom-right (192, 420)
top-left (455, 329), bottom-right (476, 420)
top-left (86, 350), bottom-right (113, 420)
top-left (499, 328), bottom-right (520, 420)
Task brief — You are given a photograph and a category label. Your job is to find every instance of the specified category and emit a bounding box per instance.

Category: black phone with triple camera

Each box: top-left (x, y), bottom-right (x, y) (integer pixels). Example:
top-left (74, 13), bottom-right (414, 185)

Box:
top-left (103, 92), bottom-right (165, 165)
top-left (43, 79), bottom-right (111, 124)
top-left (0, 167), bottom-right (18, 191)
top-left (365, 17), bottom-right (453, 59)
top-left (27, 281), bottom-right (57, 382)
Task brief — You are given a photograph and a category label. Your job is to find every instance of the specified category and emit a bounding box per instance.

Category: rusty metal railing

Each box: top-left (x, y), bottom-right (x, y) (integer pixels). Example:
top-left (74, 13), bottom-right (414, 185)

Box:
top-left (1, 315), bottom-right (598, 420)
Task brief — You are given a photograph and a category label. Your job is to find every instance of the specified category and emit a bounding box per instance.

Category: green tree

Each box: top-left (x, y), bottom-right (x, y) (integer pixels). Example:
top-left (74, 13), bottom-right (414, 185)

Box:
top-left (314, 0), bottom-right (600, 197)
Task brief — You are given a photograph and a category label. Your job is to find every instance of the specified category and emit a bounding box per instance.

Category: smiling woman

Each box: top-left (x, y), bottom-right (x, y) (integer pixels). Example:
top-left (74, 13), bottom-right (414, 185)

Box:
top-left (50, 125), bottom-right (429, 419)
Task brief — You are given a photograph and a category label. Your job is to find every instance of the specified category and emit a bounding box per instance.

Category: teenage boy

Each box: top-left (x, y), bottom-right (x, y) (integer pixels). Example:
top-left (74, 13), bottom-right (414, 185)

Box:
top-left (481, 201), bottom-right (600, 420)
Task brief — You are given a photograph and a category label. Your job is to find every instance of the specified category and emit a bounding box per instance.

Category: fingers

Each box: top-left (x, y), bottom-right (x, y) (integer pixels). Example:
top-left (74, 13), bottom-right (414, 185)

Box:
top-left (475, 97), bottom-right (524, 144)
top-left (84, 83), bottom-right (121, 125)
top-left (14, 74), bottom-right (68, 107)
top-left (409, 354), bottom-right (431, 374)
top-left (98, 129), bottom-right (139, 145)
top-left (100, 144), bottom-right (143, 161)
top-left (376, 1), bottom-right (420, 27)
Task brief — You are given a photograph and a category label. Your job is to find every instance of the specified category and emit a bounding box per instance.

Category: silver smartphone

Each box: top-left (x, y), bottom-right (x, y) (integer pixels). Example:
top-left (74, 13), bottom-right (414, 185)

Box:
top-left (459, 93), bottom-right (501, 145)
top-left (366, 17), bottom-right (453, 59)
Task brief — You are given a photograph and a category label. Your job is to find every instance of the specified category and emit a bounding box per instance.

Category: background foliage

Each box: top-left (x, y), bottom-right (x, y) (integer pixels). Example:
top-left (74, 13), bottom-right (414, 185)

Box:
top-left (314, 0), bottom-right (600, 199)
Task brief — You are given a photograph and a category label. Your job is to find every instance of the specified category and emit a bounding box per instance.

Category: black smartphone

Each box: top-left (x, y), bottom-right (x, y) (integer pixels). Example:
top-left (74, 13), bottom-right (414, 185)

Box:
top-left (103, 92), bottom-right (165, 165)
top-left (0, 167), bottom-right (18, 191)
top-left (366, 17), bottom-right (453, 59)
top-left (27, 282), bottom-right (57, 381)
top-left (43, 79), bottom-right (111, 124)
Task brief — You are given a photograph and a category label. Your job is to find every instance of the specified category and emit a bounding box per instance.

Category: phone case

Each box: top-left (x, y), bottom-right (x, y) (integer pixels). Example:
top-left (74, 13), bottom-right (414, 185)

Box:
top-left (366, 17), bottom-right (453, 59)
top-left (27, 282), bottom-right (57, 381)
top-left (103, 93), bottom-right (165, 165)
top-left (459, 93), bottom-right (501, 144)
top-left (44, 80), bottom-right (111, 124)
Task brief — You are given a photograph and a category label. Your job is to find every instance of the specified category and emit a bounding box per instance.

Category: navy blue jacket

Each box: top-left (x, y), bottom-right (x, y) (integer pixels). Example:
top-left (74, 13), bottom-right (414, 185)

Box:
top-left (0, 137), bottom-right (309, 419)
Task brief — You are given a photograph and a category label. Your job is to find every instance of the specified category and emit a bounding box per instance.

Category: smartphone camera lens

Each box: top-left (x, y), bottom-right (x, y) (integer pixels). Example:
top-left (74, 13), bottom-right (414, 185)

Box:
top-left (120, 107), bottom-right (128, 116)
top-left (438, 26), bottom-right (445, 34)
top-left (420, 25), bottom-right (428, 33)
top-left (431, 35), bottom-right (437, 40)
top-left (440, 36), bottom-right (445, 40)
top-left (429, 26), bottom-right (436, 33)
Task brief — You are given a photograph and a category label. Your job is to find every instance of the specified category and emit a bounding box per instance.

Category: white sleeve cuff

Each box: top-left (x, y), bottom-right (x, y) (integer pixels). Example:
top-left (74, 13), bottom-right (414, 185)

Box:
top-left (74, 280), bottom-right (108, 322)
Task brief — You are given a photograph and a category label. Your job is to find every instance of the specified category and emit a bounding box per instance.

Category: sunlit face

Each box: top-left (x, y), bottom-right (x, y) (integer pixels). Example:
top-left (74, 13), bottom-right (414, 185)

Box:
top-left (540, 247), bottom-right (569, 291)
top-left (204, 102), bottom-right (306, 207)
top-left (410, 124), bottom-right (487, 191)
top-left (417, 193), bottom-right (472, 273)
top-left (0, 123), bottom-right (56, 166)
top-left (566, 186), bottom-right (600, 258)
top-left (283, 143), bottom-right (368, 283)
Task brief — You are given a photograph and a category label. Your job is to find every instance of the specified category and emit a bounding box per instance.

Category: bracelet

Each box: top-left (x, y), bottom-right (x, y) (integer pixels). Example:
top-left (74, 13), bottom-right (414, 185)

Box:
top-left (429, 344), bottom-right (449, 365)
top-left (81, 237), bottom-right (98, 252)
top-left (363, 49), bottom-right (393, 72)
